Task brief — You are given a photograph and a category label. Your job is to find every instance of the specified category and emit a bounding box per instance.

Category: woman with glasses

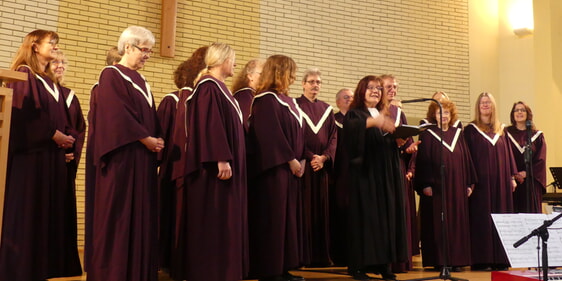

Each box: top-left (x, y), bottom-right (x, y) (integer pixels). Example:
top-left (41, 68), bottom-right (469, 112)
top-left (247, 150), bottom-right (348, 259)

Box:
top-left (231, 58), bottom-right (264, 132)
top-left (343, 75), bottom-right (406, 280)
top-left (86, 26), bottom-right (163, 281)
top-left (464, 92), bottom-right (517, 271)
top-left (0, 29), bottom-right (82, 281)
top-left (505, 102), bottom-right (546, 213)
top-left (415, 99), bottom-right (476, 272)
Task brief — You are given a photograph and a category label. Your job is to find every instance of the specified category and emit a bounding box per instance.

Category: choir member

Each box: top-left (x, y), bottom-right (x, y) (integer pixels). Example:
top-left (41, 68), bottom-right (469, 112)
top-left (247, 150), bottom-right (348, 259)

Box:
top-left (172, 42), bottom-right (248, 281)
top-left (87, 26), bottom-right (163, 281)
top-left (380, 74), bottom-right (419, 273)
top-left (330, 88), bottom-right (354, 266)
top-left (247, 54), bottom-right (306, 281)
top-left (505, 101), bottom-right (546, 213)
top-left (464, 92), bottom-right (517, 271)
top-left (0, 29), bottom-right (82, 281)
top-left (231, 58), bottom-right (264, 131)
top-left (415, 99), bottom-right (475, 272)
top-left (343, 75), bottom-right (406, 281)
top-left (167, 45), bottom-right (209, 276)
top-left (296, 68), bottom-right (337, 266)
top-left (84, 46), bottom-right (122, 272)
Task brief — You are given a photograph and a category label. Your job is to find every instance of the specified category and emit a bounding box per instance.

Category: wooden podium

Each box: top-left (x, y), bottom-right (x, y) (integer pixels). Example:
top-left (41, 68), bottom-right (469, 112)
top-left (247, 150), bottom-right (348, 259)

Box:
top-left (0, 69), bottom-right (27, 242)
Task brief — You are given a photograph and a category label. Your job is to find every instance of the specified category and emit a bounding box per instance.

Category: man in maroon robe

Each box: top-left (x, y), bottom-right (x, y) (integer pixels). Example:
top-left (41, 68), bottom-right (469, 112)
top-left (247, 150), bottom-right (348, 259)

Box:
top-left (296, 69), bottom-right (337, 266)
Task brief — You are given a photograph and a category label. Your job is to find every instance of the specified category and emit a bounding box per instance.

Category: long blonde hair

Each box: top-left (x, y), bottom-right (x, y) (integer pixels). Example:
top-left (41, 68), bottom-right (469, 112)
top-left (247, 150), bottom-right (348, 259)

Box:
top-left (10, 29), bottom-right (59, 80)
top-left (473, 92), bottom-right (502, 134)
top-left (194, 42), bottom-right (235, 85)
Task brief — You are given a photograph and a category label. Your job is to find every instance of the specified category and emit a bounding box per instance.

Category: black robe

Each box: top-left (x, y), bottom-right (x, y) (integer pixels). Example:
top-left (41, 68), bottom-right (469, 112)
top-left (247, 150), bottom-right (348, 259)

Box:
top-left (343, 108), bottom-right (408, 271)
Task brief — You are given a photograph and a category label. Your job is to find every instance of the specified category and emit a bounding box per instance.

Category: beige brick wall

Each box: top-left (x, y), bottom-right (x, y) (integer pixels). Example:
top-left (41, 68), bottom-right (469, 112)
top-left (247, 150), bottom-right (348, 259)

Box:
top-left (0, 0), bottom-right (469, 247)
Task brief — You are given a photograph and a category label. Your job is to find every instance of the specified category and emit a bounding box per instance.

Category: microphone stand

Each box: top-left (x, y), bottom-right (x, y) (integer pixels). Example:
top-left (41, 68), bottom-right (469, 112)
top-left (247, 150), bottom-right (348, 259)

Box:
top-left (400, 98), bottom-right (468, 281)
top-left (513, 212), bottom-right (562, 281)
top-left (523, 120), bottom-right (537, 212)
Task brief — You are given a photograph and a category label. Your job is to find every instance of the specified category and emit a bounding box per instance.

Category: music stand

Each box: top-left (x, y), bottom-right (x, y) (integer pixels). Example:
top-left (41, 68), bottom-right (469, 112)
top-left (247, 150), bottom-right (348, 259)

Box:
top-left (549, 167), bottom-right (562, 190)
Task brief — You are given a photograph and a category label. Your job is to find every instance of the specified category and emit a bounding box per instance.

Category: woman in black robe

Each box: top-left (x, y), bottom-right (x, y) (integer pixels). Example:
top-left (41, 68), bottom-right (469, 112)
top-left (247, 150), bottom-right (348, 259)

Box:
top-left (505, 101), bottom-right (546, 213)
top-left (231, 58), bottom-right (264, 132)
top-left (343, 75), bottom-right (407, 281)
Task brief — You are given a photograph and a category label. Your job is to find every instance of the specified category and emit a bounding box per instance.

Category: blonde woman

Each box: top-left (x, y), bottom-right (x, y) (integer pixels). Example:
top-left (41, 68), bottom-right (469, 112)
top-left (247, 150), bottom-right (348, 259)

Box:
top-left (464, 92), bottom-right (517, 271)
top-left (174, 42), bottom-right (248, 281)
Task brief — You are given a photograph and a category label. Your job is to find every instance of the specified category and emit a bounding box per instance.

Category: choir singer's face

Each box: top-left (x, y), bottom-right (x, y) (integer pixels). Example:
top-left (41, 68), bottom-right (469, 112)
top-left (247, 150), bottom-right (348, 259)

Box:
top-left (513, 103), bottom-right (528, 123)
top-left (126, 42), bottom-right (153, 70)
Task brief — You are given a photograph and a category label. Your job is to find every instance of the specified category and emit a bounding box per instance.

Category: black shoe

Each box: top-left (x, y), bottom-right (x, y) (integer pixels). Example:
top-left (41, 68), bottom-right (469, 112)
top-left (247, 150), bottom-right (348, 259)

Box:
top-left (451, 266), bottom-right (463, 272)
top-left (282, 271), bottom-right (305, 281)
top-left (259, 275), bottom-right (285, 281)
top-left (377, 265), bottom-right (397, 280)
top-left (471, 264), bottom-right (492, 271)
top-left (349, 269), bottom-right (372, 280)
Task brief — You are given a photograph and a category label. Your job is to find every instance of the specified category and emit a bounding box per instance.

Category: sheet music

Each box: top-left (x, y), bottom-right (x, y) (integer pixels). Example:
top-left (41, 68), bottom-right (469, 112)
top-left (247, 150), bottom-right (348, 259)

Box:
top-left (492, 213), bottom-right (562, 268)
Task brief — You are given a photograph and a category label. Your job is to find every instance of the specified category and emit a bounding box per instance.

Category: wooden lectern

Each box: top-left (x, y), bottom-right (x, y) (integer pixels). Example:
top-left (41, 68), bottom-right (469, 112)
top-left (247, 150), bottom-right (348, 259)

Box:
top-left (0, 69), bottom-right (27, 242)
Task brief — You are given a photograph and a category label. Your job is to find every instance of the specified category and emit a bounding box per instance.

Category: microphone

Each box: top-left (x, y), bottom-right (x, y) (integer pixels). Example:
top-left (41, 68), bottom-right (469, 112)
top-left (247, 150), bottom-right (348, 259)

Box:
top-left (401, 98), bottom-right (435, 104)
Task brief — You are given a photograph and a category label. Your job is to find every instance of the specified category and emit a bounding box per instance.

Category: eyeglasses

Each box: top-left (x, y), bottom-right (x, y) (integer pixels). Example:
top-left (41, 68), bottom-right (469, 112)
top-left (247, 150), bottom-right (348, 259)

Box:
top-left (385, 85), bottom-right (398, 90)
top-left (306, 80), bottom-right (322, 85)
top-left (480, 101), bottom-right (492, 105)
top-left (342, 95), bottom-right (353, 100)
top-left (513, 108), bottom-right (527, 113)
top-left (132, 44), bottom-right (153, 55)
top-left (51, 60), bottom-right (67, 65)
top-left (367, 86), bottom-right (383, 92)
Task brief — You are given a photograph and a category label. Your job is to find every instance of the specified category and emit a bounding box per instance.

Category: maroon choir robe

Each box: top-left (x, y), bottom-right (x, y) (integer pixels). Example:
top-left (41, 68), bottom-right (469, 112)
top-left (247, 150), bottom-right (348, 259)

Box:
top-left (247, 91), bottom-right (305, 277)
top-left (329, 111), bottom-right (350, 266)
top-left (296, 95), bottom-right (337, 266)
top-left (169, 87), bottom-right (193, 186)
top-left (233, 87), bottom-right (254, 132)
top-left (156, 91), bottom-right (180, 269)
top-left (389, 104), bottom-right (419, 272)
top-left (0, 66), bottom-right (82, 280)
top-left (171, 75), bottom-right (248, 281)
top-left (343, 108), bottom-right (408, 272)
top-left (84, 82), bottom-right (99, 272)
top-left (464, 123), bottom-right (517, 267)
top-left (87, 64), bottom-right (160, 281)
top-left (505, 126), bottom-right (547, 213)
top-left (415, 125), bottom-right (476, 267)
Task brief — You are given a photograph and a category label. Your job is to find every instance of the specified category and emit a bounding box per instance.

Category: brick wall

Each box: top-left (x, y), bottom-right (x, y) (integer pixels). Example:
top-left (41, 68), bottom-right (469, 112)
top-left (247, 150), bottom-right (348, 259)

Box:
top-left (0, 0), bottom-right (469, 246)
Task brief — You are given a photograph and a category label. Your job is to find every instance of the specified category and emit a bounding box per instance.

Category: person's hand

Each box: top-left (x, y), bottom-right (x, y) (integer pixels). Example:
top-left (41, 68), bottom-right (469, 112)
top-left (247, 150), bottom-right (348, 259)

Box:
top-left (140, 137), bottom-right (165, 152)
top-left (423, 187), bottom-right (433, 197)
top-left (65, 153), bottom-right (74, 163)
top-left (310, 154), bottom-right (327, 172)
top-left (396, 138), bottom-right (407, 147)
top-left (514, 171), bottom-right (526, 184)
top-left (467, 187), bottom-right (473, 197)
top-left (511, 178), bottom-right (518, 191)
top-left (217, 161), bottom-right (232, 180)
top-left (405, 140), bottom-right (422, 154)
top-left (52, 130), bottom-right (75, 149)
top-left (406, 172), bottom-right (413, 181)
top-left (288, 159), bottom-right (302, 177)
